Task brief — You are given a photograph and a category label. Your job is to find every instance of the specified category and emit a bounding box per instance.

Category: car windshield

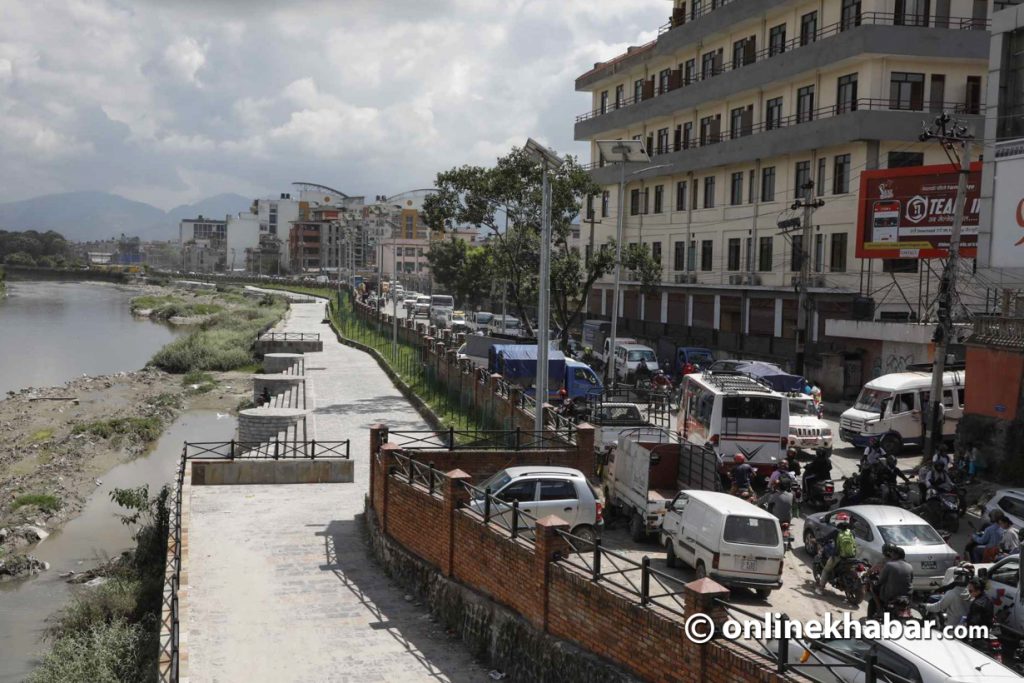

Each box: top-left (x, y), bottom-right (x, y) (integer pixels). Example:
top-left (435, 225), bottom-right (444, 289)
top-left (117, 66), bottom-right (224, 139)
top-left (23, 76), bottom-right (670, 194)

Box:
top-left (855, 387), bottom-right (890, 413)
top-left (431, 296), bottom-right (454, 307)
top-left (476, 471), bottom-right (511, 496)
top-left (723, 515), bottom-right (779, 546)
top-left (789, 398), bottom-right (818, 416)
top-left (627, 350), bottom-right (656, 362)
top-left (878, 524), bottom-right (945, 546)
top-left (477, 313), bottom-right (493, 323)
top-left (688, 350), bottom-right (713, 364)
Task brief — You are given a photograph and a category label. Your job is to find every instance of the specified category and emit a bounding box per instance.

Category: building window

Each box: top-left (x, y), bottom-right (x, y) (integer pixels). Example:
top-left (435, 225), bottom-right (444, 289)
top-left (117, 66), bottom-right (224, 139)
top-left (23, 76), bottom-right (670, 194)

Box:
top-left (759, 236), bottom-right (774, 271)
top-left (841, 0), bottom-right (862, 30)
top-left (814, 233), bottom-right (825, 272)
top-left (659, 68), bottom-right (671, 94)
top-left (732, 36), bottom-right (755, 68)
top-left (674, 125), bottom-right (682, 151)
top-left (769, 24), bottom-right (786, 56)
top-left (790, 233), bottom-right (804, 272)
top-left (730, 105), bottom-right (752, 138)
top-left (830, 232), bottom-right (848, 272)
top-left (601, 190), bottom-right (610, 217)
top-left (701, 240), bottom-right (714, 271)
top-left (797, 85), bottom-right (815, 123)
top-left (654, 185), bottom-right (664, 213)
top-left (585, 195), bottom-right (595, 220)
top-left (600, 90), bottom-right (608, 114)
top-left (652, 241), bottom-right (662, 264)
top-left (630, 189), bottom-right (640, 216)
top-left (683, 122), bottom-right (693, 148)
top-left (688, 239), bottom-right (697, 270)
top-left (730, 172), bottom-right (744, 205)
top-left (703, 176), bottom-right (716, 208)
top-left (999, 29), bottom-right (1024, 138)
top-left (837, 73), bottom-right (858, 113)
top-left (833, 154), bottom-right (851, 194)
top-left (676, 181), bottom-right (688, 211)
top-left (890, 72), bottom-right (925, 110)
top-left (684, 58), bottom-right (696, 85)
top-left (727, 238), bottom-right (741, 270)
top-left (642, 188), bottom-right (650, 214)
top-left (761, 166), bottom-right (776, 202)
top-left (888, 151), bottom-right (924, 168)
top-left (800, 11), bottom-right (818, 45)
top-left (748, 169), bottom-right (756, 204)
top-left (966, 76), bottom-right (982, 115)
top-left (674, 241), bottom-right (686, 270)
top-left (615, 84), bottom-right (624, 108)
top-left (766, 97), bottom-right (783, 130)
top-left (657, 127), bottom-right (669, 154)
top-left (817, 158), bottom-right (827, 197)
top-left (929, 74), bottom-right (946, 112)
top-left (634, 79), bottom-right (644, 102)
top-left (794, 161), bottom-right (811, 199)
top-left (700, 115), bottom-right (720, 145)
top-left (701, 49), bottom-right (722, 79)
top-left (894, 0), bottom-right (930, 26)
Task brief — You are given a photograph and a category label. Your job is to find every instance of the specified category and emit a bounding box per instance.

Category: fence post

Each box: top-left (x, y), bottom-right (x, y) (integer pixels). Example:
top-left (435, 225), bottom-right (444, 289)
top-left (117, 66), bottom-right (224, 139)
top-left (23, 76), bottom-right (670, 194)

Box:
top-left (483, 488), bottom-right (492, 524)
top-left (408, 456), bottom-right (415, 485)
top-left (515, 427), bottom-right (521, 451)
top-left (592, 537), bottom-right (602, 581)
top-left (428, 462), bottom-right (436, 494)
top-left (511, 500), bottom-right (519, 539)
top-left (448, 426), bottom-right (455, 452)
top-left (230, 439), bottom-right (236, 460)
top-left (533, 515), bottom-right (571, 633)
top-left (865, 648), bottom-right (877, 683)
top-left (443, 469), bottom-right (471, 578)
top-left (777, 613), bottom-right (789, 674)
top-left (640, 556), bottom-right (651, 606)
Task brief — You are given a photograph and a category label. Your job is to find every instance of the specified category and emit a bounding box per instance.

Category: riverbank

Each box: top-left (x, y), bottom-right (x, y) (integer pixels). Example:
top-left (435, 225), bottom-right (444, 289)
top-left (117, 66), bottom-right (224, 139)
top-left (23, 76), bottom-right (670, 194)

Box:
top-left (0, 368), bottom-right (251, 565)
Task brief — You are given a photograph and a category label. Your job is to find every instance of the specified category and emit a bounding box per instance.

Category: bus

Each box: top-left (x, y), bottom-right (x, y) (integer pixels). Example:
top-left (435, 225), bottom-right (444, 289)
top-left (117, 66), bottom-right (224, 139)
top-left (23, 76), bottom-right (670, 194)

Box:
top-left (676, 372), bottom-right (789, 477)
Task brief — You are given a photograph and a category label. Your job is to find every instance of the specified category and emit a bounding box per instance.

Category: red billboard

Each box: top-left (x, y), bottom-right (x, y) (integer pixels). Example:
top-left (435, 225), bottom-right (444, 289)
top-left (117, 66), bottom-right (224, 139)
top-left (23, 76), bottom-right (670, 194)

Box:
top-left (855, 162), bottom-right (981, 259)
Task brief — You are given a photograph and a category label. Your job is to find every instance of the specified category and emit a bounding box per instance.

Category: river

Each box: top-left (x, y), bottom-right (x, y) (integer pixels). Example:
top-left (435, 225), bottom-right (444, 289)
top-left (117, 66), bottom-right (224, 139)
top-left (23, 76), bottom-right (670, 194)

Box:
top-left (0, 280), bottom-right (181, 396)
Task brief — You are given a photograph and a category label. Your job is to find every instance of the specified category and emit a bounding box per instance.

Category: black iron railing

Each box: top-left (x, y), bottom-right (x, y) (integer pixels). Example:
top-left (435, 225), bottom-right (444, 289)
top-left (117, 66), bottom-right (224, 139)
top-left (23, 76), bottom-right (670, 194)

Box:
top-left (160, 448), bottom-right (187, 682)
top-left (384, 428), bottom-right (574, 451)
top-left (389, 452), bottom-right (444, 497)
top-left (458, 480), bottom-right (540, 544)
top-left (183, 440), bottom-right (351, 460)
top-left (259, 332), bottom-right (321, 342)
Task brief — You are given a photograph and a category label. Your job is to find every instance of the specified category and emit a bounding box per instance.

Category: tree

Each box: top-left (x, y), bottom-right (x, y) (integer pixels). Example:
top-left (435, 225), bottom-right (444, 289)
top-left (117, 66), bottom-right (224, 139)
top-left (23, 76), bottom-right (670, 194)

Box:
top-left (426, 236), bottom-right (493, 309)
top-left (4, 251), bottom-right (35, 266)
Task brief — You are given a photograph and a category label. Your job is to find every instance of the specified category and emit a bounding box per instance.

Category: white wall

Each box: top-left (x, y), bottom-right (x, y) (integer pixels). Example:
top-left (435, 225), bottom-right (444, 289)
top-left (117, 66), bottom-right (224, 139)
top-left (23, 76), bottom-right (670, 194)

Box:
top-left (226, 213), bottom-right (261, 271)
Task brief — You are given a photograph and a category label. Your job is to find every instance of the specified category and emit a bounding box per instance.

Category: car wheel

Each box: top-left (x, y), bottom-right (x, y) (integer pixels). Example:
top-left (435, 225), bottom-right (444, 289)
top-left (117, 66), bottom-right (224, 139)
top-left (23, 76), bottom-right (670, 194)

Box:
top-left (695, 561), bottom-right (707, 580)
top-left (756, 588), bottom-right (772, 600)
top-left (666, 540), bottom-right (678, 568)
top-left (803, 529), bottom-right (818, 557)
top-left (629, 513), bottom-right (647, 542)
top-left (571, 524), bottom-right (597, 552)
top-left (880, 433), bottom-right (902, 456)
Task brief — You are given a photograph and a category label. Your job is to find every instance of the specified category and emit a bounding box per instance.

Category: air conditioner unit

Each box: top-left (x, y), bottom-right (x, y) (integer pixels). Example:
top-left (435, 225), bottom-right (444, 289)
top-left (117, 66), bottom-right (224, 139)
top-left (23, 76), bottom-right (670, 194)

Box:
top-left (746, 274), bottom-right (763, 286)
top-left (728, 274), bottom-right (744, 285)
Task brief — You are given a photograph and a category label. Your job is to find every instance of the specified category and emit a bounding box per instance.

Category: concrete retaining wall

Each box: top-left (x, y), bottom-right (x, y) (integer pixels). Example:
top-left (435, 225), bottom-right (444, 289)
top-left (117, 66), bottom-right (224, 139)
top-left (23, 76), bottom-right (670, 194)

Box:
top-left (252, 375), bottom-right (306, 406)
top-left (237, 408), bottom-right (308, 443)
top-left (256, 339), bottom-right (323, 354)
top-left (262, 353), bottom-right (305, 374)
top-left (190, 459), bottom-right (353, 485)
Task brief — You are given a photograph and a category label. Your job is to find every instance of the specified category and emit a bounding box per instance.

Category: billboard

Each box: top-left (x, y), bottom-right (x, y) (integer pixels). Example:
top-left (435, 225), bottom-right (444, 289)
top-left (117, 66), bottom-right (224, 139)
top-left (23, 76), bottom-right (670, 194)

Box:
top-left (856, 162), bottom-right (981, 259)
top-left (989, 155), bottom-right (1024, 268)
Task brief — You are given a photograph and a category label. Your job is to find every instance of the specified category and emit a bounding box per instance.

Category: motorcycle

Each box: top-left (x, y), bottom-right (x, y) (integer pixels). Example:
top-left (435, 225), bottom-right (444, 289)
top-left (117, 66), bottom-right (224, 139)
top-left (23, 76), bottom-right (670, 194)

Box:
top-left (803, 476), bottom-right (836, 509)
top-left (913, 489), bottom-right (961, 534)
top-left (812, 546), bottom-right (867, 606)
top-left (864, 570), bottom-right (919, 621)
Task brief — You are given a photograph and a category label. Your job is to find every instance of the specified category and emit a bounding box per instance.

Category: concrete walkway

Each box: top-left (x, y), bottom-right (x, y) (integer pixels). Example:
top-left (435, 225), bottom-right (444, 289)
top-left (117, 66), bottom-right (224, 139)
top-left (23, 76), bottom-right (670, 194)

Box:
top-left (187, 296), bottom-right (487, 682)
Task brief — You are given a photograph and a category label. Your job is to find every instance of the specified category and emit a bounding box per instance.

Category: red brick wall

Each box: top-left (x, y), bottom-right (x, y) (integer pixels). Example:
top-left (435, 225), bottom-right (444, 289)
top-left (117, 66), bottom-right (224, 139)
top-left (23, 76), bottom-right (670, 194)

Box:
top-left (387, 479), bottom-right (446, 568)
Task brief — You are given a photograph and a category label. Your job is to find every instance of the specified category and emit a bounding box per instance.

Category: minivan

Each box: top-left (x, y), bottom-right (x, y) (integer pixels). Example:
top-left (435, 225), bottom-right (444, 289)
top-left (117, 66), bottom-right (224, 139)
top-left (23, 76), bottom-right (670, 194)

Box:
top-left (661, 490), bottom-right (784, 597)
top-left (613, 343), bottom-right (657, 382)
top-left (429, 294), bottom-right (454, 323)
top-left (839, 369), bottom-right (965, 454)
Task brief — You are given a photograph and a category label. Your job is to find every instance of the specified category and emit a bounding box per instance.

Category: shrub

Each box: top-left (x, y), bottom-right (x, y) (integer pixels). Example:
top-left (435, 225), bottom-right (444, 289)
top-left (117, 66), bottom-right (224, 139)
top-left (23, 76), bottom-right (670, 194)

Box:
top-left (11, 493), bottom-right (61, 513)
top-left (72, 417), bottom-right (163, 444)
top-left (29, 619), bottom-right (150, 683)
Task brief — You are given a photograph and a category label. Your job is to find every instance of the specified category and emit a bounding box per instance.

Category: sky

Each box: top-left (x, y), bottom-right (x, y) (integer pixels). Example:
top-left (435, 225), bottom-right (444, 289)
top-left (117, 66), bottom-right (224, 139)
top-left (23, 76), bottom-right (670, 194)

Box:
top-left (0, 0), bottom-right (665, 210)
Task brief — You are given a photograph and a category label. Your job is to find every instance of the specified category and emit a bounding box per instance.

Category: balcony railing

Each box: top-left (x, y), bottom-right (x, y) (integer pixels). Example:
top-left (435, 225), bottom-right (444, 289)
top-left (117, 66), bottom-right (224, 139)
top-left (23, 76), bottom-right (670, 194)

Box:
top-left (657, 0), bottom-right (740, 34)
top-left (577, 12), bottom-right (989, 123)
top-left (579, 97), bottom-right (980, 171)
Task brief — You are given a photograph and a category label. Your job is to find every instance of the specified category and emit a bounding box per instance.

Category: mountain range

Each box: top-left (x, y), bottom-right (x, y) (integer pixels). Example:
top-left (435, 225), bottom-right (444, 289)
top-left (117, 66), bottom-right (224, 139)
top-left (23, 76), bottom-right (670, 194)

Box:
top-left (0, 191), bottom-right (252, 242)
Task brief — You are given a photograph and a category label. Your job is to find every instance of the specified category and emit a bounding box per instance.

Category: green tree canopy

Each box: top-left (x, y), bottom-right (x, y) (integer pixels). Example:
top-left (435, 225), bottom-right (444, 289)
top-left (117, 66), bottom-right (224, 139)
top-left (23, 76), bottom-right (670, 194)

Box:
top-left (426, 236), bottom-right (493, 310)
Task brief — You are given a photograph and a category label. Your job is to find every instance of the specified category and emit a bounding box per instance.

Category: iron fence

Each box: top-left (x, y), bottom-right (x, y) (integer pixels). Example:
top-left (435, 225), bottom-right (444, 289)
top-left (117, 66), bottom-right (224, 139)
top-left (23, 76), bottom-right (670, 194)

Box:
top-left (182, 439), bottom-right (351, 460)
top-left (458, 480), bottom-right (539, 544)
top-left (259, 332), bottom-right (321, 342)
top-left (383, 428), bottom-right (574, 451)
top-left (389, 451), bottom-right (444, 497)
top-left (160, 447), bottom-right (187, 682)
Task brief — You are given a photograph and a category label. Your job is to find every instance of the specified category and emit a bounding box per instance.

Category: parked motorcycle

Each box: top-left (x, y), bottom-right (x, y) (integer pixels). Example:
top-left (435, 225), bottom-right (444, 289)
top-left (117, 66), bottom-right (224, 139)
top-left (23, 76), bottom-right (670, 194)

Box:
top-left (812, 546), bottom-right (867, 606)
top-left (802, 476), bottom-right (836, 509)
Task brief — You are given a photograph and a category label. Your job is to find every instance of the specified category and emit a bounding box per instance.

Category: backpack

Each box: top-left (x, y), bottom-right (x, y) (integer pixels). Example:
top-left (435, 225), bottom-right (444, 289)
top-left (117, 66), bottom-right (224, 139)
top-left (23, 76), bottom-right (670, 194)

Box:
top-left (836, 529), bottom-right (857, 559)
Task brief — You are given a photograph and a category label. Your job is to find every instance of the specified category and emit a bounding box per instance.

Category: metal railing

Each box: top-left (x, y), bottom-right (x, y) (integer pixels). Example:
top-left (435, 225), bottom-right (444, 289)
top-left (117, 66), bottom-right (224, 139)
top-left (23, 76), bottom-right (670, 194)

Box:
top-left (970, 316), bottom-right (1024, 346)
top-left (258, 332), bottom-right (321, 342)
top-left (495, 377), bottom-right (514, 398)
top-left (579, 12), bottom-right (989, 123)
top-left (713, 599), bottom-right (916, 682)
top-left (555, 530), bottom-right (688, 618)
top-left (544, 406), bottom-right (578, 434)
top-left (384, 428), bottom-right (574, 451)
top-left (389, 452), bottom-right (444, 497)
top-left (458, 480), bottom-right (539, 543)
top-left (161, 447), bottom-right (187, 682)
top-left (182, 439), bottom-right (351, 460)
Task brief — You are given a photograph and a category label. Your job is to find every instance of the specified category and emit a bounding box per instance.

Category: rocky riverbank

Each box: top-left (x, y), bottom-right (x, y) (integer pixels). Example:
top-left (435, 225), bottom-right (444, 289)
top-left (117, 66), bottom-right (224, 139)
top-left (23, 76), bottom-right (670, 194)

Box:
top-left (0, 367), bottom-right (251, 570)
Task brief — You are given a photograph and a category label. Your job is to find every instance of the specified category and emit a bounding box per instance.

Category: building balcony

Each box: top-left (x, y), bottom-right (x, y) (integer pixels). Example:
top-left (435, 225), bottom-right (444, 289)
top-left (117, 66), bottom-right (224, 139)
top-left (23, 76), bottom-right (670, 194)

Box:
top-left (583, 98), bottom-right (983, 182)
top-left (575, 13), bottom-right (989, 139)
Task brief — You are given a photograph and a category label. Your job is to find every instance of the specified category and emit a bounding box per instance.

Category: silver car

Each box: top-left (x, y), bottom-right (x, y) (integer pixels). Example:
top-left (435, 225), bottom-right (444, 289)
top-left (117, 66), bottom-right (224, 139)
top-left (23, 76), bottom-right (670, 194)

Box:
top-left (803, 505), bottom-right (956, 591)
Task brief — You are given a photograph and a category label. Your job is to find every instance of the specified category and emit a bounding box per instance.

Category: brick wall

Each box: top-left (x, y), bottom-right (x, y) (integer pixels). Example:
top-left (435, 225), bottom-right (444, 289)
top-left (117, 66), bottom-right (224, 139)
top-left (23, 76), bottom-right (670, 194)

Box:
top-left (387, 479), bottom-right (446, 568)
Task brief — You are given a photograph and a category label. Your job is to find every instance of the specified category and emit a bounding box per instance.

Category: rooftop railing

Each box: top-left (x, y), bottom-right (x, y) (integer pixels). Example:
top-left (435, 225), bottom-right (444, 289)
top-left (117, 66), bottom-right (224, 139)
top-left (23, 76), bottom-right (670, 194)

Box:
top-left (182, 439), bottom-right (351, 460)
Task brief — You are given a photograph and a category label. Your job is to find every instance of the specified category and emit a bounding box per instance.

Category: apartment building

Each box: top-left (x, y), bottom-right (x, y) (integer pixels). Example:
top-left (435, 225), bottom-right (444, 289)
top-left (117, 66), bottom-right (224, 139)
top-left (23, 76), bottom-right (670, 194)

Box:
top-left (575, 0), bottom-right (990, 375)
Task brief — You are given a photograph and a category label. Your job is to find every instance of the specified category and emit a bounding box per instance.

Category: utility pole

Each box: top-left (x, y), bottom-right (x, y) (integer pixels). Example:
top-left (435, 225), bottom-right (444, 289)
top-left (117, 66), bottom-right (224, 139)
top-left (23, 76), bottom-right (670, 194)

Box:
top-left (920, 114), bottom-right (973, 458)
top-left (792, 180), bottom-right (824, 376)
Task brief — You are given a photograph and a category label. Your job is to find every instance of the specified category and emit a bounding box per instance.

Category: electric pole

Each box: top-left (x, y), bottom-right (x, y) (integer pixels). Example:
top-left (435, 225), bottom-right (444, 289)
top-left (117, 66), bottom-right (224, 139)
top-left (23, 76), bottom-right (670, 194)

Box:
top-left (792, 180), bottom-right (824, 376)
top-left (920, 114), bottom-right (973, 458)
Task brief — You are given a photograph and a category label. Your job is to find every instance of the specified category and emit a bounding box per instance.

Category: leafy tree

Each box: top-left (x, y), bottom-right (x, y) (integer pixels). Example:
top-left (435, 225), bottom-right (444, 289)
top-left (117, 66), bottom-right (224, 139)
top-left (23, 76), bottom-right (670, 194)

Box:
top-left (4, 251), bottom-right (35, 266)
top-left (425, 236), bottom-right (493, 309)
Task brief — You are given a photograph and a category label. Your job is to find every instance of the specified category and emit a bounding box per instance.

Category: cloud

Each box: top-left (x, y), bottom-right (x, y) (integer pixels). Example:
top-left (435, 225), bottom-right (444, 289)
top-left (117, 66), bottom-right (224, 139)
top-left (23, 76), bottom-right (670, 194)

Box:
top-left (0, 0), bottom-right (666, 209)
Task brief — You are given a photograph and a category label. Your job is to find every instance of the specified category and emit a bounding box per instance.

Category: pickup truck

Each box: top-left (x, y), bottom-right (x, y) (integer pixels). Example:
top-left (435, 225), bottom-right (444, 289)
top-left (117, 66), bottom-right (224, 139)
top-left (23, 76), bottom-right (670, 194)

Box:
top-left (603, 428), bottom-right (681, 541)
top-left (588, 402), bottom-right (657, 453)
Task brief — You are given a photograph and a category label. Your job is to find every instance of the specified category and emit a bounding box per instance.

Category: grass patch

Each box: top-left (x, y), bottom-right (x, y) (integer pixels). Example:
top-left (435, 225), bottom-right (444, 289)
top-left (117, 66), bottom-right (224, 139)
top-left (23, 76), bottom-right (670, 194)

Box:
top-left (11, 492), bottom-right (61, 513)
top-left (72, 417), bottom-right (163, 443)
top-left (149, 393), bottom-right (182, 409)
top-left (28, 429), bottom-right (54, 443)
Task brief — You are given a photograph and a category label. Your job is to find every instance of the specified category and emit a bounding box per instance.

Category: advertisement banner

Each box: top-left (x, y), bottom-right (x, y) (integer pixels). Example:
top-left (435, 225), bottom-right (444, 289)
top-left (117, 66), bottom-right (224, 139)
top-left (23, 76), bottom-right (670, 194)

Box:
top-left (990, 155), bottom-right (1024, 268)
top-left (855, 163), bottom-right (981, 259)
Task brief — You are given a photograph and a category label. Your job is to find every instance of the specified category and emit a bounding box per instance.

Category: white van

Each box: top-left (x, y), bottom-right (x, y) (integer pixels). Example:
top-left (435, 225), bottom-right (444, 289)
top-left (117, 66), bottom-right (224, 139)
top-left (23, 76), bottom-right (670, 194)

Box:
top-left (676, 372), bottom-right (789, 476)
top-left (613, 343), bottom-right (659, 382)
top-left (429, 295), bottom-right (454, 323)
top-left (661, 490), bottom-right (784, 597)
top-left (839, 369), bottom-right (965, 455)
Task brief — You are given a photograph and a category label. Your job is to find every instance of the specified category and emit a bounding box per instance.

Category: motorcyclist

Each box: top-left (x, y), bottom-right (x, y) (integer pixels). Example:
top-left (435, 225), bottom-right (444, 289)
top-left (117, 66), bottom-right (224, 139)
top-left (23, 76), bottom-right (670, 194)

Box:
top-left (730, 453), bottom-right (755, 498)
top-left (782, 448), bottom-right (802, 478)
top-left (818, 511), bottom-right (858, 591)
top-left (762, 479), bottom-right (795, 525)
top-left (924, 562), bottom-right (973, 626)
top-left (965, 577), bottom-right (995, 646)
top-left (862, 436), bottom-right (885, 467)
top-left (803, 448), bottom-right (832, 490)
top-left (869, 544), bottom-right (914, 620)
top-left (965, 509), bottom-right (1005, 561)
top-left (768, 460), bottom-right (796, 491)
top-left (651, 368), bottom-right (673, 390)
top-left (923, 460), bottom-right (955, 494)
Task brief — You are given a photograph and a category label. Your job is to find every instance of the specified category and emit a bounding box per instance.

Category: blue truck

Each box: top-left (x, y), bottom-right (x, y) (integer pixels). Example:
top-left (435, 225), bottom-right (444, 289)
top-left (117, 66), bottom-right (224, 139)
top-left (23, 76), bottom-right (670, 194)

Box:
top-left (488, 344), bottom-right (603, 401)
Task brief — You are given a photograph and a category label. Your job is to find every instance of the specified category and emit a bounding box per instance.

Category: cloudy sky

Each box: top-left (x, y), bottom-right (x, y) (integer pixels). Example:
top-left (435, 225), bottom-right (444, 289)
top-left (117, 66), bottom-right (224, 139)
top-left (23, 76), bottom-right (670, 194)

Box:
top-left (0, 0), bottom-right (665, 209)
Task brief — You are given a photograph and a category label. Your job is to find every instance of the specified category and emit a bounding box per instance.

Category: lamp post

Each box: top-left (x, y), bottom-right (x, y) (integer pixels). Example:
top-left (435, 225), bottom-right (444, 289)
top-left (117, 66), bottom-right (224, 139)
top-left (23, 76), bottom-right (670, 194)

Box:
top-left (524, 138), bottom-right (564, 433)
top-left (594, 140), bottom-right (651, 386)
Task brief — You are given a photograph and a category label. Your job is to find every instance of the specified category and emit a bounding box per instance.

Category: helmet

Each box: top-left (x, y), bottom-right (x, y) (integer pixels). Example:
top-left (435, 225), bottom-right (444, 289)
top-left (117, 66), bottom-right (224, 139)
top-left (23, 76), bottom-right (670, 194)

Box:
top-left (733, 453), bottom-right (747, 464)
top-left (779, 479), bottom-right (793, 492)
top-left (834, 511), bottom-right (851, 525)
top-left (558, 388), bottom-right (568, 399)
top-left (968, 577), bottom-right (986, 593)
top-left (881, 543), bottom-right (898, 558)
top-left (868, 436), bottom-right (879, 447)
top-left (775, 460), bottom-right (787, 470)
top-left (952, 562), bottom-right (975, 584)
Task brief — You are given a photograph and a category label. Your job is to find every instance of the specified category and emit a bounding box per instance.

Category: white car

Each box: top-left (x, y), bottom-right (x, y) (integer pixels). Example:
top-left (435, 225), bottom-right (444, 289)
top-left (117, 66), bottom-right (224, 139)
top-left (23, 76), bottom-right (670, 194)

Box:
top-left (413, 295), bottom-right (431, 318)
top-left (769, 633), bottom-right (1021, 682)
top-left (804, 505), bottom-right (957, 591)
top-left (788, 395), bottom-right (833, 454)
top-left (984, 489), bottom-right (1024, 529)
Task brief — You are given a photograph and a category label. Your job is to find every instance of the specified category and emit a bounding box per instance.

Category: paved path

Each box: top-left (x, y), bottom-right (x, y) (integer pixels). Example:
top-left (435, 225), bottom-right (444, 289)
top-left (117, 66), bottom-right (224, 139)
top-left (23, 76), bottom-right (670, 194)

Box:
top-left (187, 296), bottom-right (487, 682)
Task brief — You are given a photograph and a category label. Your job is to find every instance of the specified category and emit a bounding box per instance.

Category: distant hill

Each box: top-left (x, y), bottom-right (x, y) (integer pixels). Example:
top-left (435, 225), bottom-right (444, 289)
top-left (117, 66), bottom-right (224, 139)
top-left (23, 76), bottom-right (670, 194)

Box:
top-left (0, 191), bottom-right (251, 242)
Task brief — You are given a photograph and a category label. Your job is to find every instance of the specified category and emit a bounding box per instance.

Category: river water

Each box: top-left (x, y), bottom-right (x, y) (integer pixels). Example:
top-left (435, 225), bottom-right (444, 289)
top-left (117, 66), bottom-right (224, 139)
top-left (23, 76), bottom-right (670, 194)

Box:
top-left (0, 281), bottom-right (181, 396)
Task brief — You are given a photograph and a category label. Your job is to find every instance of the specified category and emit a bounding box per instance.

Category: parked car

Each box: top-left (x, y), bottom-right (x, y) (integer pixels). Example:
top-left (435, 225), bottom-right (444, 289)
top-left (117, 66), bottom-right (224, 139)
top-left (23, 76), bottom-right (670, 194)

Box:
top-left (661, 489), bottom-right (785, 598)
top-left (984, 488), bottom-right (1024, 529)
top-left (803, 505), bottom-right (957, 592)
top-left (768, 633), bottom-right (1021, 682)
top-left (467, 466), bottom-right (602, 544)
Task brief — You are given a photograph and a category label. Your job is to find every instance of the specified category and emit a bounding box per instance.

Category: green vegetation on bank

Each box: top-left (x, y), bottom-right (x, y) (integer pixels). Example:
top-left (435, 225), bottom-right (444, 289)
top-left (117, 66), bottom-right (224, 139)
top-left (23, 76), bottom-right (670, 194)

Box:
top-left (72, 417), bottom-right (164, 444)
top-left (129, 295), bottom-right (222, 320)
top-left (0, 230), bottom-right (78, 268)
top-left (11, 493), bottom-right (61, 514)
top-left (29, 485), bottom-right (169, 683)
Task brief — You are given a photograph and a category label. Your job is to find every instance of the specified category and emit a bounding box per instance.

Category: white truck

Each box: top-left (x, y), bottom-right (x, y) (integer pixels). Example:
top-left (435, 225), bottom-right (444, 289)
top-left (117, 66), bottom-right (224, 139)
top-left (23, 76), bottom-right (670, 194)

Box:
top-left (603, 427), bottom-right (682, 541)
top-left (786, 394), bottom-right (833, 455)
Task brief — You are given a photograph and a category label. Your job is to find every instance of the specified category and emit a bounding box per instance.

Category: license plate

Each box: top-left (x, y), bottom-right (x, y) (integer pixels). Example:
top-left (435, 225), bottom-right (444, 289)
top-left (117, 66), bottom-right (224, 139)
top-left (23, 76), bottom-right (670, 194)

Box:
top-left (921, 560), bottom-right (936, 570)
top-left (741, 558), bottom-right (758, 572)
